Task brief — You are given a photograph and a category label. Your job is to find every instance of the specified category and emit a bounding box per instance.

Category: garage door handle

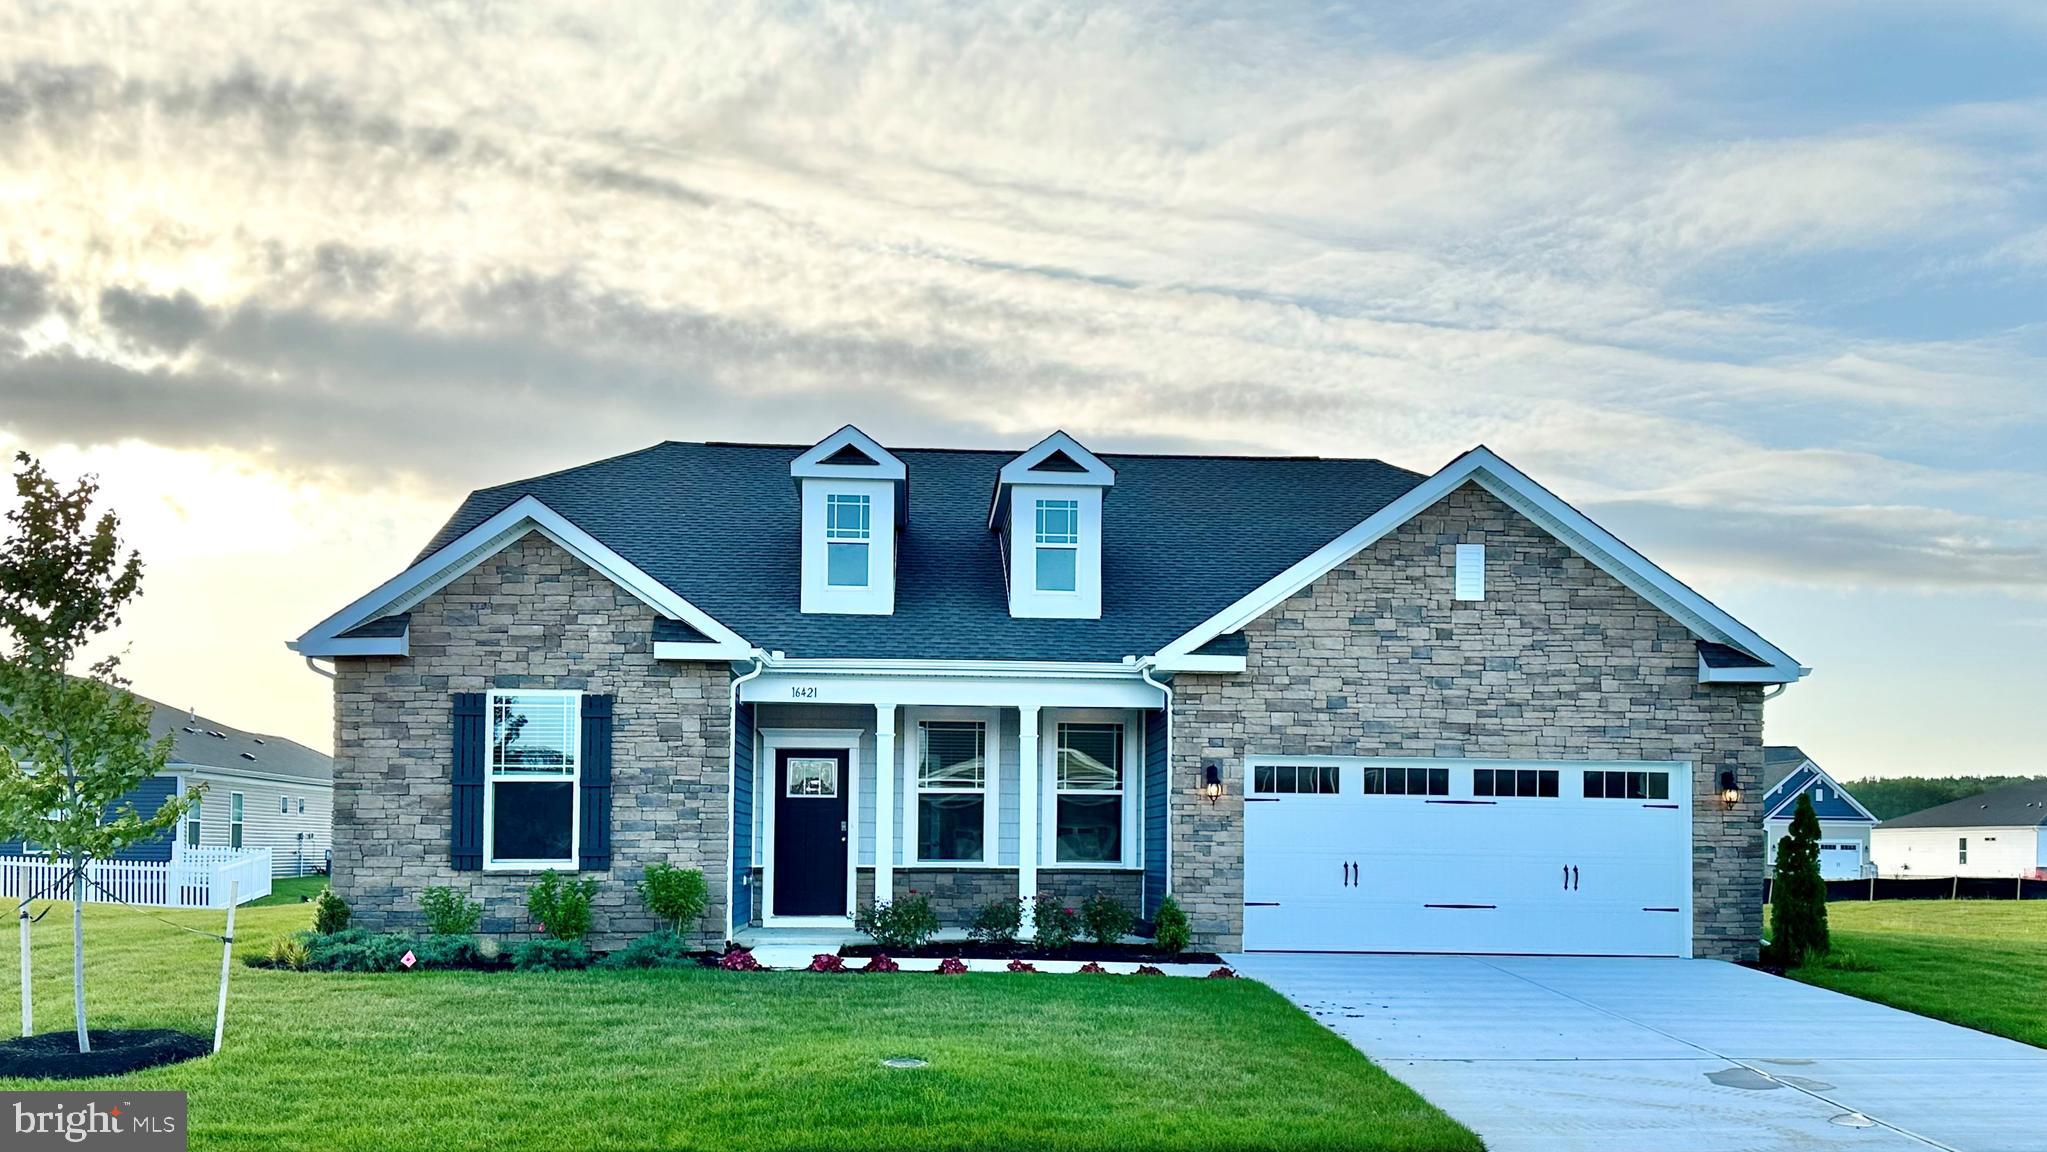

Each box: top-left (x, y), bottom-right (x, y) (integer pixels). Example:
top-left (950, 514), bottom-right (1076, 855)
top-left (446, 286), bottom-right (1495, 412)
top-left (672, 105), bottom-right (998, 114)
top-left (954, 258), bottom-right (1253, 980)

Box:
top-left (1572, 865), bottom-right (1579, 891)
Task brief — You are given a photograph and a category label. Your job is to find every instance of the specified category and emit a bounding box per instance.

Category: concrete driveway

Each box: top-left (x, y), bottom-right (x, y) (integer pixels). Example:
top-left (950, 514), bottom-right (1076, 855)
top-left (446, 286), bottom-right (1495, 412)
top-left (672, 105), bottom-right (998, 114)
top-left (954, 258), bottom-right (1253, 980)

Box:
top-left (1232, 953), bottom-right (2046, 1152)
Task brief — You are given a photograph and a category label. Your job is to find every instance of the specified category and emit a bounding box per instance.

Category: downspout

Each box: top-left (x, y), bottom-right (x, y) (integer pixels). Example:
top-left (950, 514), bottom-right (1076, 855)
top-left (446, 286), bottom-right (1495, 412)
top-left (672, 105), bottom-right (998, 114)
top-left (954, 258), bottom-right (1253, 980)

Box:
top-left (302, 657), bottom-right (335, 681)
top-left (1138, 660), bottom-right (1173, 911)
top-left (725, 652), bottom-right (770, 943)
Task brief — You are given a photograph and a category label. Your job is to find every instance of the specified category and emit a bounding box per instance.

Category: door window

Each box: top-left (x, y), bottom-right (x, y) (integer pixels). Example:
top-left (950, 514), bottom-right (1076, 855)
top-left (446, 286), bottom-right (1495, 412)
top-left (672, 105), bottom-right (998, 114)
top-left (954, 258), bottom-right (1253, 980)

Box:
top-left (786, 757), bottom-right (839, 797)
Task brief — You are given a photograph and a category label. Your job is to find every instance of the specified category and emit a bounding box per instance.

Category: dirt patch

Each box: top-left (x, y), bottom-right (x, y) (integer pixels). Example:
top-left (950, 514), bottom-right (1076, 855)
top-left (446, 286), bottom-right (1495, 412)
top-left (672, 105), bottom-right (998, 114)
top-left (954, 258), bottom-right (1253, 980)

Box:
top-left (839, 942), bottom-right (1223, 964)
top-left (0, 1030), bottom-right (210, 1080)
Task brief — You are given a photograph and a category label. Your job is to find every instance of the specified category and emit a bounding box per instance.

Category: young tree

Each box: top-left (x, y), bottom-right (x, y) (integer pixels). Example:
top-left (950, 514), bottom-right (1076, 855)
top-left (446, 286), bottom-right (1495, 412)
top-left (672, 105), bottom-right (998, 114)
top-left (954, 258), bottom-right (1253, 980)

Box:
top-left (1769, 792), bottom-right (1830, 967)
top-left (0, 451), bottom-right (191, 1052)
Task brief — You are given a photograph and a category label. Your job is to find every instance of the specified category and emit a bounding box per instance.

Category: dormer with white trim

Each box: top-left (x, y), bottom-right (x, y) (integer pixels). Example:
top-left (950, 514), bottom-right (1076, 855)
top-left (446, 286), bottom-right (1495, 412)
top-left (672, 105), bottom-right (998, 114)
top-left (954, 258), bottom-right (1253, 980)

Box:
top-left (791, 425), bottom-right (906, 615)
top-left (989, 432), bottom-right (1114, 619)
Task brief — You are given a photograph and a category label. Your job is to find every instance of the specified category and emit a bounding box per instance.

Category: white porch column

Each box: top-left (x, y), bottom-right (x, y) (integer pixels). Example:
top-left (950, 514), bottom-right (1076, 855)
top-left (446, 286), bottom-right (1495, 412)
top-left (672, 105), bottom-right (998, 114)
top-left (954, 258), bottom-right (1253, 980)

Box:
top-left (874, 704), bottom-right (897, 907)
top-left (1016, 703), bottom-right (1041, 934)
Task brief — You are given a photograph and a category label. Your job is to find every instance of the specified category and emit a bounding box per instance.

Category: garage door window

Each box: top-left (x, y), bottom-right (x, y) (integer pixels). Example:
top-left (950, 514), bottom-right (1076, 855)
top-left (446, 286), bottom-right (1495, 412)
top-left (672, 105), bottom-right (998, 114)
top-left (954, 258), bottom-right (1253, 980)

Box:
top-left (1361, 765), bottom-right (1448, 796)
top-left (1253, 764), bottom-right (1340, 795)
top-left (1474, 768), bottom-right (1558, 798)
top-left (1582, 770), bottom-right (1670, 800)
top-left (1055, 723), bottom-right (1124, 863)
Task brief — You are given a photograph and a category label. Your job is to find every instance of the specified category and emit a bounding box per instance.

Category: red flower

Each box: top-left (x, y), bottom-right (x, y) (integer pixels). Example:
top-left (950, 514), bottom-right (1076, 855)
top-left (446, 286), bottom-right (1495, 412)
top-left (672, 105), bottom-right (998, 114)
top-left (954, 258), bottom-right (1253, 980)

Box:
top-left (936, 957), bottom-right (968, 975)
top-left (1006, 959), bottom-right (1037, 973)
top-left (1134, 964), bottom-right (1165, 976)
top-left (1206, 966), bottom-right (1239, 979)
top-left (1077, 961), bottom-right (1108, 974)
top-left (808, 953), bottom-right (848, 973)
top-left (863, 954), bottom-right (900, 973)
top-left (717, 948), bottom-right (763, 972)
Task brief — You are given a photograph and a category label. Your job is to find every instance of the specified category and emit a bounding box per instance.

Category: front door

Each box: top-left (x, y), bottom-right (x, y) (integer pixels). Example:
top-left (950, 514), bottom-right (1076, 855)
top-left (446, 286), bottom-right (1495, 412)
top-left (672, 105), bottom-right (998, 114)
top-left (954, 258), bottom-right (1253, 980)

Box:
top-left (773, 749), bottom-right (850, 917)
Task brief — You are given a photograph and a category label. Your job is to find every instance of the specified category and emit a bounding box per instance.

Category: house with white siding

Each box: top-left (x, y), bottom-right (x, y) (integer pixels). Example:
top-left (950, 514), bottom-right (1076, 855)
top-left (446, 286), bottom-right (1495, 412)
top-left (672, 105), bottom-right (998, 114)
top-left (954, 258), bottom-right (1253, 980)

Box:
top-left (1872, 779), bottom-right (2047, 880)
top-left (0, 693), bottom-right (333, 878)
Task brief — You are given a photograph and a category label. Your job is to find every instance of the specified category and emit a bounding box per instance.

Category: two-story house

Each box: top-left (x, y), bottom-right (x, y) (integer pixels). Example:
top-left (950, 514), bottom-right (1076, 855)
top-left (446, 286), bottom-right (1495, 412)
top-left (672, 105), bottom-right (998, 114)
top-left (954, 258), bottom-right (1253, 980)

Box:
top-left (291, 427), bottom-right (1804, 958)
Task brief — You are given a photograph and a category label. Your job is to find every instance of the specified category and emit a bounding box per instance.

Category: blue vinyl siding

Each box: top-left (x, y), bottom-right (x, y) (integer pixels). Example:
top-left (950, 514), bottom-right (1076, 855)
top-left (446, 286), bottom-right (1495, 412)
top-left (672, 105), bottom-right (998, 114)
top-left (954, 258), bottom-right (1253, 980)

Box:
top-left (0, 773), bottom-right (179, 862)
top-left (731, 697), bottom-right (756, 928)
top-left (1142, 710), bottom-right (1168, 918)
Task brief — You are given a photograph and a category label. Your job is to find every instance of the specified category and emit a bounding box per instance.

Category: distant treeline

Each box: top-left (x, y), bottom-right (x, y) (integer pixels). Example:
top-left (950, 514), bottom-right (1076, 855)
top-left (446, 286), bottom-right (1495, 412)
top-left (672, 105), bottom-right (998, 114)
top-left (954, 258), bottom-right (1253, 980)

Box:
top-left (1841, 775), bottom-right (2047, 821)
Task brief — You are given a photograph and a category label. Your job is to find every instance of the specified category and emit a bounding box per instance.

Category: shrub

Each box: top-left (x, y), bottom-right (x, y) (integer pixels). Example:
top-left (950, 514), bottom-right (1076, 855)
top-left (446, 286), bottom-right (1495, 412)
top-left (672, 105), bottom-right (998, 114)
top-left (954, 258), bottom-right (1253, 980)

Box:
top-left (1032, 905), bottom-right (1079, 952)
top-left (861, 954), bottom-right (899, 973)
top-left (637, 863), bottom-right (710, 934)
top-left (418, 887), bottom-right (483, 936)
top-left (1134, 964), bottom-right (1164, 976)
top-left (1153, 895), bottom-right (1190, 955)
top-left (1769, 793), bottom-right (1831, 966)
top-left (717, 947), bottom-right (763, 971)
top-left (266, 934), bottom-right (311, 971)
top-left (1079, 893), bottom-right (1134, 946)
top-left (1006, 958), bottom-right (1036, 973)
top-left (511, 939), bottom-right (591, 972)
top-left (854, 894), bottom-right (940, 951)
top-left (1207, 966), bottom-right (1239, 979)
top-left (808, 953), bottom-right (848, 973)
top-left (526, 870), bottom-right (599, 942)
top-left (304, 930), bottom-right (413, 972)
top-left (967, 898), bottom-right (1022, 946)
top-left (599, 931), bottom-right (701, 970)
top-left (936, 957), bottom-right (968, 975)
top-left (1077, 961), bottom-right (1107, 974)
top-left (412, 934), bottom-right (488, 970)
top-left (312, 888), bottom-right (351, 935)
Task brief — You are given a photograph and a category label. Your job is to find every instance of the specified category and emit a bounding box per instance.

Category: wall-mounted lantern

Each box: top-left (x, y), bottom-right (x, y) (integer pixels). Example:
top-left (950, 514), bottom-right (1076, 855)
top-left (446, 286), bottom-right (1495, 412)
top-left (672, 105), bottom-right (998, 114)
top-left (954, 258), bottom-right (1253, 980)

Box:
top-left (1719, 769), bottom-right (1741, 809)
top-left (1202, 761), bottom-right (1224, 803)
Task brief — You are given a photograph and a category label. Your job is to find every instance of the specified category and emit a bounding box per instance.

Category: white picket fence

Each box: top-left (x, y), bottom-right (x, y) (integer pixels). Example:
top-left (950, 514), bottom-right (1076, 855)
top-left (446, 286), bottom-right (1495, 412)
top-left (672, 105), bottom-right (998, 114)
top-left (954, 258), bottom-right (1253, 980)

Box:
top-left (0, 847), bottom-right (272, 909)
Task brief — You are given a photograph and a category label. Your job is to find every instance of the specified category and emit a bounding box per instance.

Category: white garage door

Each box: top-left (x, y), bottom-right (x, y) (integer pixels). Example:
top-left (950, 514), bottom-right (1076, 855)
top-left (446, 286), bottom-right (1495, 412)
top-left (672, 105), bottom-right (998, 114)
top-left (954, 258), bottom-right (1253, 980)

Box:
top-left (1244, 758), bottom-right (1692, 957)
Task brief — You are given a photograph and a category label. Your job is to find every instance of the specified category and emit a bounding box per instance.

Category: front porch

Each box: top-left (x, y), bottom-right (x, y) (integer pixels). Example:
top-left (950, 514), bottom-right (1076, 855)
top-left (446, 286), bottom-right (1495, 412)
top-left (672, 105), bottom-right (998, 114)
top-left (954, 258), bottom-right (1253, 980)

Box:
top-left (731, 667), bottom-right (1171, 938)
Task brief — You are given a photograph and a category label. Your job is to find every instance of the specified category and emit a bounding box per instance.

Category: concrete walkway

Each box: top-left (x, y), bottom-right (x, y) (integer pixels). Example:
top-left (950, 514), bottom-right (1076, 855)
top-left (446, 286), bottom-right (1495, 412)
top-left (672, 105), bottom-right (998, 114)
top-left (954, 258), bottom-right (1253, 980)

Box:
top-left (1232, 953), bottom-right (2046, 1152)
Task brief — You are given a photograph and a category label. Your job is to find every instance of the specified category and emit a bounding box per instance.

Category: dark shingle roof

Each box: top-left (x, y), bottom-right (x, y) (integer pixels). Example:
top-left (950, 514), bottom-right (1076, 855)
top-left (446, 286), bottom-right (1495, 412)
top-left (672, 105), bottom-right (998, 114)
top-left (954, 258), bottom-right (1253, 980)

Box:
top-left (4, 689), bottom-right (332, 783)
top-left (1763, 745), bottom-right (1810, 791)
top-left (1878, 779), bottom-right (2047, 831)
top-left (416, 442), bottom-right (1427, 663)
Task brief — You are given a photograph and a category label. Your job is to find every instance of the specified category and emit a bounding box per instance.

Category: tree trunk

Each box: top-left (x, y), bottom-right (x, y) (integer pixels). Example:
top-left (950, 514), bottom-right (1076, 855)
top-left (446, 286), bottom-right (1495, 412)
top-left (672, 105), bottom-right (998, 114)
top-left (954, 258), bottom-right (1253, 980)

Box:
top-left (71, 852), bottom-right (87, 1053)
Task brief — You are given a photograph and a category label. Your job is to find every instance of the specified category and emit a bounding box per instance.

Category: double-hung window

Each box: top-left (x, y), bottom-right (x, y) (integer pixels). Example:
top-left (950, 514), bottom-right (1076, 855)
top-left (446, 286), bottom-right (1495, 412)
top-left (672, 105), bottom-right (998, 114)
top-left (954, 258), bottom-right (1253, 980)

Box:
top-left (280, 796), bottom-right (290, 814)
top-left (916, 721), bottom-right (988, 863)
top-left (229, 792), bottom-right (244, 850)
top-left (487, 690), bottom-right (580, 868)
top-left (1034, 499), bottom-right (1079, 592)
top-left (185, 797), bottom-right (202, 848)
top-left (825, 494), bottom-right (871, 587)
top-left (1055, 723), bottom-right (1124, 863)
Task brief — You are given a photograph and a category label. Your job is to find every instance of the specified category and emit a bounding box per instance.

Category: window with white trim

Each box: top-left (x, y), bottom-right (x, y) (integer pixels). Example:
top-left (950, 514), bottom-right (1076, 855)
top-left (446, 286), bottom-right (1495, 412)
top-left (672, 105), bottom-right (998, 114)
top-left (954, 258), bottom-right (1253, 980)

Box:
top-left (1362, 765), bottom-right (1449, 796)
top-left (824, 494), bottom-right (871, 587)
top-left (185, 796), bottom-right (202, 848)
top-left (229, 792), bottom-right (244, 850)
top-left (1253, 764), bottom-right (1341, 795)
top-left (915, 721), bottom-right (988, 862)
top-left (487, 690), bottom-right (580, 867)
top-left (1477, 767), bottom-right (1559, 798)
top-left (1055, 722), bottom-right (1123, 862)
top-left (1959, 837), bottom-right (1968, 865)
top-left (281, 796), bottom-right (289, 814)
top-left (1454, 543), bottom-right (1485, 601)
top-left (1034, 499), bottom-right (1080, 592)
top-left (1582, 770), bottom-right (1669, 800)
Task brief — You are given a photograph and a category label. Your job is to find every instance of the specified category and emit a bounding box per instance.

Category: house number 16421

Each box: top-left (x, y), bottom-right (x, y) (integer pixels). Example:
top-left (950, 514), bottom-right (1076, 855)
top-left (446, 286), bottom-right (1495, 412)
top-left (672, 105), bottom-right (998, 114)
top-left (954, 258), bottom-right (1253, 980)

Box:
top-left (790, 686), bottom-right (819, 699)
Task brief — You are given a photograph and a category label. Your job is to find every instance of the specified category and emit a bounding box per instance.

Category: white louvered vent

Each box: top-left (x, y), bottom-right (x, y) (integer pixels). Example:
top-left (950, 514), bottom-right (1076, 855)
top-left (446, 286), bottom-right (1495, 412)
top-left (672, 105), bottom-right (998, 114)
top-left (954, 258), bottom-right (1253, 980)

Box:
top-left (1454, 544), bottom-right (1486, 601)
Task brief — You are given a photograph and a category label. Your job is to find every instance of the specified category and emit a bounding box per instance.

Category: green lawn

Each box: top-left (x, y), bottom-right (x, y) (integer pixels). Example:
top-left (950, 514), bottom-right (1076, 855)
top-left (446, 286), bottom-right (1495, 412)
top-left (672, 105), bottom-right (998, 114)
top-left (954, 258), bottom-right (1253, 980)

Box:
top-left (1785, 900), bottom-right (2047, 1048)
top-left (0, 903), bottom-right (1477, 1152)
top-left (244, 875), bottom-right (328, 907)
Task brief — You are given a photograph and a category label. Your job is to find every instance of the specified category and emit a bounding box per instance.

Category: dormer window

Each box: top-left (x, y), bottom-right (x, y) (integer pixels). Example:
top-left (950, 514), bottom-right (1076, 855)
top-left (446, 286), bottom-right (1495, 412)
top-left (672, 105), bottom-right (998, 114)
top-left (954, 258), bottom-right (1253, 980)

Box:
top-left (991, 432), bottom-right (1115, 619)
top-left (1034, 499), bottom-right (1080, 592)
top-left (792, 425), bottom-right (904, 615)
top-left (825, 494), bottom-right (871, 587)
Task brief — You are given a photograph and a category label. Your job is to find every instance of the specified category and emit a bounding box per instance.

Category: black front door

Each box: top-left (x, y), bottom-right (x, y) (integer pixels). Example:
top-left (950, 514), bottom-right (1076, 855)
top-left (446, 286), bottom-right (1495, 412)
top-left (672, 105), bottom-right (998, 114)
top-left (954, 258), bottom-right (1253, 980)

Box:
top-left (773, 749), bottom-right (850, 916)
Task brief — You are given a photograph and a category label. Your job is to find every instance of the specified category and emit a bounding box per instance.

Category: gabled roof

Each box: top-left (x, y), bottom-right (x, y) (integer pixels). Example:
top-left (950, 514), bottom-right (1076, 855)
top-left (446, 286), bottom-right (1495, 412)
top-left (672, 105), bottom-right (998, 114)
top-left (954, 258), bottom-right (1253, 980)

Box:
top-left (1877, 780), bottom-right (2047, 831)
top-left (1154, 446), bottom-right (1804, 682)
top-left (2, 688), bottom-right (331, 783)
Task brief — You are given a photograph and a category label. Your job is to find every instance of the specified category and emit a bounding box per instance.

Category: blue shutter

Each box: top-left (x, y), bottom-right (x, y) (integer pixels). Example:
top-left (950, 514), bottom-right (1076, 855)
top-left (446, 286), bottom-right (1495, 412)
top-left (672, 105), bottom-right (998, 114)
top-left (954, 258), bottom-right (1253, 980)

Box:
top-left (451, 693), bottom-right (485, 871)
top-left (1142, 709), bottom-right (1169, 918)
top-left (579, 694), bottom-right (615, 871)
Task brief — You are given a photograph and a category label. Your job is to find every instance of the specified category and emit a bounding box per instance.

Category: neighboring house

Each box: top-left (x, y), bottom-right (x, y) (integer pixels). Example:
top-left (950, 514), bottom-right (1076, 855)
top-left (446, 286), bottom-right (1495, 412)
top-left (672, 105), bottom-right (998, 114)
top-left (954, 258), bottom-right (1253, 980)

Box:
top-left (291, 428), bottom-right (1805, 959)
top-left (1871, 780), bottom-right (2047, 879)
top-left (1761, 746), bottom-right (1877, 880)
top-left (0, 693), bottom-right (334, 878)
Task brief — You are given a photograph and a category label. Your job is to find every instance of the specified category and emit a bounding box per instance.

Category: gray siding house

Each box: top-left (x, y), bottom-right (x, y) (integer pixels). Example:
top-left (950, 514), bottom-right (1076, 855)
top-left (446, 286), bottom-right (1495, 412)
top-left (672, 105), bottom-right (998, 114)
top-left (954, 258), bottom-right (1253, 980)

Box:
top-left (293, 428), bottom-right (1804, 958)
top-left (1, 694), bottom-right (333, 877)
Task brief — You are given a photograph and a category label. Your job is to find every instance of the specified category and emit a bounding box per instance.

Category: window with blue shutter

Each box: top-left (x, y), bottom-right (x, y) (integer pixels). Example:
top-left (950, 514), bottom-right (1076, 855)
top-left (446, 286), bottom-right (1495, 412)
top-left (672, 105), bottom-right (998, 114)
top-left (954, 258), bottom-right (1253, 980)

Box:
top-left (450, 693), bottom-right (486, 871)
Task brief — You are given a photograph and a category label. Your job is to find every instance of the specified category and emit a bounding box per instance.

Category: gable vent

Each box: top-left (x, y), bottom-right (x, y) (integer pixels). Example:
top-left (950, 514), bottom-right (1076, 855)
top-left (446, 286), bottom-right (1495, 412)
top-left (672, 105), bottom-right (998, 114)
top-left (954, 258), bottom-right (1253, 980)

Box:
top-left (822, 443), bottom-right (880, 467)
top-left (1454, 544), bottom-right (1486, 601)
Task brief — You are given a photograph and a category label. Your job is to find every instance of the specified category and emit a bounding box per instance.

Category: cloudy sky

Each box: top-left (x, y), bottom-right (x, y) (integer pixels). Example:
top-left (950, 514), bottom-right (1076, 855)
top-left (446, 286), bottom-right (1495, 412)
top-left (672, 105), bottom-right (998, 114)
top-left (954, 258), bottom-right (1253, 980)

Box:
top-left (1, 1), bottom-right (2042, 778)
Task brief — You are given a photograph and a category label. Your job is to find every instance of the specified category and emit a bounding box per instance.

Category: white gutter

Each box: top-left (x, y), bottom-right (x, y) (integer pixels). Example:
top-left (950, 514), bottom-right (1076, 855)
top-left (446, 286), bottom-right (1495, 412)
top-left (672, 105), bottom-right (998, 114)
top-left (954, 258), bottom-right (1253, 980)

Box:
top-left (303, 657), bottom-right (336, 681)
top-left (754, 655), bottom-right (1147, 680)
top-left (724, 651), bottom-right (770, 941)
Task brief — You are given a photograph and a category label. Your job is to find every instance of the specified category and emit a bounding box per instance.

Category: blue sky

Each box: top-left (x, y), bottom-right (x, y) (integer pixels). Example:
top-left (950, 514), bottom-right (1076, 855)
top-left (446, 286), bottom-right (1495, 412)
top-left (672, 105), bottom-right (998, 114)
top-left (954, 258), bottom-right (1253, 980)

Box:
top-left (0, 1), bottom-right (2040, 778)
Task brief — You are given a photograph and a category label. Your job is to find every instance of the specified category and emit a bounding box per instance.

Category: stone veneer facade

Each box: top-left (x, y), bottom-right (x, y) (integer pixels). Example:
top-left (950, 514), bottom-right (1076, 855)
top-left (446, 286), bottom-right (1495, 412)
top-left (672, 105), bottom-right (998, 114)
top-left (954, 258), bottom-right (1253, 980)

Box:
top-left (331, 533), bottom-right (731, 950)
top-left (1168, 482), bottom-right (1765, 960)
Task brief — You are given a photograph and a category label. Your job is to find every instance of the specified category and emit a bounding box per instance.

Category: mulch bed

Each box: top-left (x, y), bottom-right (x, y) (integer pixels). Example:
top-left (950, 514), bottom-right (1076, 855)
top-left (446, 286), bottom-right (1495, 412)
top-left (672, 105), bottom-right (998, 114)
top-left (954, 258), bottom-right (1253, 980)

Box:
top-left (839, 942), bottom-right (1223, 964)
top-left (0, 1029), bottom-right (210, 1080)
